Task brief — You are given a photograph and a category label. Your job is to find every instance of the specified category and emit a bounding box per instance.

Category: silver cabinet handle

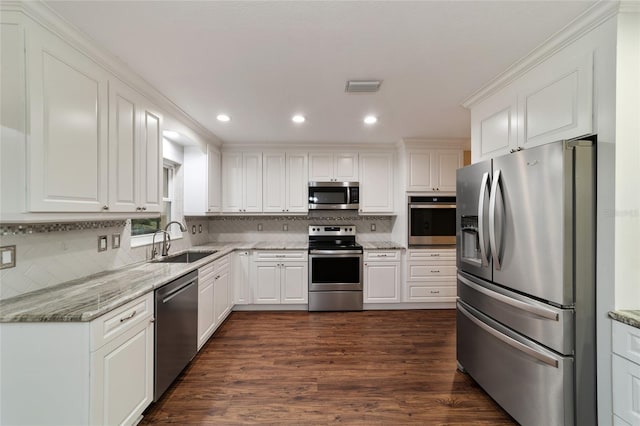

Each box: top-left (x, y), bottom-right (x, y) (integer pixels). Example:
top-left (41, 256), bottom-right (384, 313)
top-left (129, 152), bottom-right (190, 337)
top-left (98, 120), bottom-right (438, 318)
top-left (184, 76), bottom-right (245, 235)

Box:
top-left (458, 274), bottom-right (559, 321)
top-left (477, 171), bottom-right (491, 267)
top-left (430, 254), bottom-right (440, 257)
top-left (458, 303), bottom-right (559, 368)
top-left (488, 169), bottom-right (503, 270)
top-left (431, 270), bottom-right (440, 273)
top-left (120, 310), bottom-right (137, 323)
top-left (430, 290), bottom-right (440, 294)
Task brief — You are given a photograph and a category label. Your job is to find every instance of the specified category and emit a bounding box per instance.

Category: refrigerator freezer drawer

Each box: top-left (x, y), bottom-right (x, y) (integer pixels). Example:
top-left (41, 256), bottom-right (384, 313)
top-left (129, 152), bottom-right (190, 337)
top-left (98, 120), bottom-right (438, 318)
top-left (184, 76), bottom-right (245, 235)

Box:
top-left (458, 272), bottom-right (574, 355)
top-left (457, 301), bottom-right (574, 426)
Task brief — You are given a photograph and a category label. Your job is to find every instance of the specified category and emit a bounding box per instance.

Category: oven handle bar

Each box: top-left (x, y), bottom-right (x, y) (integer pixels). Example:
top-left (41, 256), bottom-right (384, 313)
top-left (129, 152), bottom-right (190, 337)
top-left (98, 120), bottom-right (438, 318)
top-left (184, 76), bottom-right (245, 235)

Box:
top-left (309, 250), bottom-right (363, 255)
top-left (408, 204), bottom-right (456, 209)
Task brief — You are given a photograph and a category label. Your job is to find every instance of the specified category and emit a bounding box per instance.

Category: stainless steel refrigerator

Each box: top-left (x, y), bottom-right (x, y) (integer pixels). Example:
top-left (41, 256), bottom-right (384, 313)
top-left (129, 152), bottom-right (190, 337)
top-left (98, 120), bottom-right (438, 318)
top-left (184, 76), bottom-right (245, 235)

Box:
top-left (455, 138), bottom-right (596, 426)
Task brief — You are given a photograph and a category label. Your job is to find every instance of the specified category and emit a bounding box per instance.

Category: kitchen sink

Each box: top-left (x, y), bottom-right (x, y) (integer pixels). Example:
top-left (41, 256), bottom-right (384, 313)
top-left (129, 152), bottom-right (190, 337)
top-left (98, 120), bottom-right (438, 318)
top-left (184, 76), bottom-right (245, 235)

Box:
top-left (154, 250), bottom-right (218, 263)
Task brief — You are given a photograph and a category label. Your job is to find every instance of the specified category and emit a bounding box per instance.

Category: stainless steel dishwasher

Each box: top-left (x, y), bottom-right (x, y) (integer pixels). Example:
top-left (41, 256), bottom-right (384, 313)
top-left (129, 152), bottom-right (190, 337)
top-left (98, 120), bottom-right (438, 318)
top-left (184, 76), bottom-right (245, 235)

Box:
top-left (154, 270), bottom-right (198, 401)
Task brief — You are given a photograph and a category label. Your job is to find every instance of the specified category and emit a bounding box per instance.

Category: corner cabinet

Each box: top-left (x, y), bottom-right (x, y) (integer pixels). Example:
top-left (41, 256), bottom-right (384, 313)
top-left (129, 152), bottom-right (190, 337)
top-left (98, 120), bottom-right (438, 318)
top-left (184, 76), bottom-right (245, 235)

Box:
top-left (184, 143), bottom-right (222, 215)
top-left (309, 152), bottom-right (358, 182)
top-left (222, 152), bottom-right (263, 213)
top-left (359, 153), bottom-right (394, 213)
top-left (407, 149), bottom-right (462, 193)
top-left (251, 251), bottom-right (308, 304)
top-left (363, 250), bottom-right (401, 303)
top-left (0, 293), bottom-right (155, 426)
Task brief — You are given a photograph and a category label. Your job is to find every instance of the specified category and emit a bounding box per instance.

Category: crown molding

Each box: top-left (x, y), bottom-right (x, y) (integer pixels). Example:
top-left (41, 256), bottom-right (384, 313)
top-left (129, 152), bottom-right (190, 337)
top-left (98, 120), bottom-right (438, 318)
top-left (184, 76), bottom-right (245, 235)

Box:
top-left (2, 0), bottom-right (223, 147)
top-left (221, 142), bottom-right (398, 152)
top-left (462, 1), bottom-right (620, 108)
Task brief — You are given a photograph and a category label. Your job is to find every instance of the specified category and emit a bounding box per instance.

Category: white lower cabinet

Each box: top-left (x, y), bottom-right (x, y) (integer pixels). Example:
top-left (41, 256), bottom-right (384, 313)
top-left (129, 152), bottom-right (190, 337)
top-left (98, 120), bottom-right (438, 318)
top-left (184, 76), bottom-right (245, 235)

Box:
top-left (612, 321), bottom-right (640, 425)
top-left (197, 255), bottom-right (233, 350)
top-left (233, 250), bottom-right (251, 304)
top-left (404, 248), bottom-right (457, 303)
top-left (0, 293), bottom-right (154, 426)
top-left (251, 251), bottom-right (308, 304)
top-left (363, 250), bottom-right (401, 303)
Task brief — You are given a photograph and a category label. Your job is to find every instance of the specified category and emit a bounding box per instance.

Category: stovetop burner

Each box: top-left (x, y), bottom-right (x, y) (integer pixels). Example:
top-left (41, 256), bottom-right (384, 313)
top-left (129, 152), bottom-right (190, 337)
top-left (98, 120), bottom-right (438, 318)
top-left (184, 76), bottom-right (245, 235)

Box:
top-left (308, 225), bottom-right (362, 252)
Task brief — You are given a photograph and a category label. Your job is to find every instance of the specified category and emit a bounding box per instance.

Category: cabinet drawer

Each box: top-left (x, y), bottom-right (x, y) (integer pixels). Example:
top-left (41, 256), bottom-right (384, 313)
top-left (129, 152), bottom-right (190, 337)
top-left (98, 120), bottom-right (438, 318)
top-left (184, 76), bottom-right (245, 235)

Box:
top-left (407, 264), bottom-right (456, 280)
top-left (364, 250), bottom-right (400, 261)
top-left (408, 285), bottom-right (457, 299)
top-left (613, 321), bottom-right (640, 365)
top-left (254, 250), bottom-right (307, 261)
top-left (90, 292), bottom-right (154, 351)
top-left (408, 249), bottom-right (456, 261)
top-left (199, 261), bottom-right (216, 277)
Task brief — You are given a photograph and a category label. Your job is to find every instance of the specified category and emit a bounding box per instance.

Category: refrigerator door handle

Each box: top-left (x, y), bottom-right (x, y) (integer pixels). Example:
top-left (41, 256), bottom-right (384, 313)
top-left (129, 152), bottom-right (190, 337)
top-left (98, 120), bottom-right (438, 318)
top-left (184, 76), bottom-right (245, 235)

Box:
top-left (477, 172), bottom-right (491, 267)
top-left (458, 274), bottom-right (559, 321)
top-left (458, 303), bottom-right (559, 368)
top-left (488, 169), bottom-right (502, 270)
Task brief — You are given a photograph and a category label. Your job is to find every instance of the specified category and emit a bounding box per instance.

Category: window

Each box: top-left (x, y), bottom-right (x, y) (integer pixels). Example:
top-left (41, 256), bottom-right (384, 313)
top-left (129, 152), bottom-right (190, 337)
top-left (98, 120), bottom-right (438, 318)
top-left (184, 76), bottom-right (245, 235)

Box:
top-left (131, 162), bottom-right (178, 246)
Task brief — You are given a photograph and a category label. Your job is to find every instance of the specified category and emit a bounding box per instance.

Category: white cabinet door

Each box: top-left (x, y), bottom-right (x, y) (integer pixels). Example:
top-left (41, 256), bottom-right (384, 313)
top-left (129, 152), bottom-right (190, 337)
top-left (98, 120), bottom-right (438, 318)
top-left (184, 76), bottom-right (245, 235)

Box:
top-left (612, 354), bottom-right (640, 425)
top-left (222, 152), bottom-right (243, 212)
top-left (108, 79), bottom-right (138, 213)
top-left (286, 153), bottom-right (308, 213)
top-left (207, 146), bottom-right (221, 212)
top-left (197, 272), bottom-right (215, 350)
top-left (243, 152), bottom-right (263, 212)
top-left (407, 151), bottom-right (434, 191)
top-left (281, 262), bottom-right (308, 304)
top-left (90, 318), bottom-right (153, 426)
top-left (432, 150), bottom-right (462, 193)
top-left (213, 264), bottom-right (231, 324)
top-left (334, 153), bottom-right (359, 181)
top-left (262, 152), bottom-right (286, 213)
top-left (28, 25), bottom-right (109, 212)
top-left (139, 106), bottom-right (162, 213)
top-left (308, 153), bottom-right (334, 181)
top-left (233, 251), bottom-right (251, 304)
top-left (364, 262), bottom-right (400, 303)
top-left (359, 153), bottom-right (394, 213)
top-left (470, 89), bottom-right (518, 163)
top-left (253, 262), bottom-right (280, 303)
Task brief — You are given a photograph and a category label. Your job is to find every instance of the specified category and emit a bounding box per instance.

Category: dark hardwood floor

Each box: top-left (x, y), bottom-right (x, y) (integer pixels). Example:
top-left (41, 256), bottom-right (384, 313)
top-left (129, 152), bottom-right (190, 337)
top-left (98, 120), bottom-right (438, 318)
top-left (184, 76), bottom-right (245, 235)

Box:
top-left (141, 310), bottom-right (516, 425)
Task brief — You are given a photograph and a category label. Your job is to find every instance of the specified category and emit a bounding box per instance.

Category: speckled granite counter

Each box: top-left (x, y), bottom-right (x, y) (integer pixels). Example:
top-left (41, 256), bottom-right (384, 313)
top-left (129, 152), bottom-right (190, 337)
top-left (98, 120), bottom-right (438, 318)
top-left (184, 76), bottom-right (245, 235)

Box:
top-left (359, 241), bottom-right (405, 250)
top-left (609, 310), bottom-right (640, 329)
top-left (0, 241), bottom-right (307, 323)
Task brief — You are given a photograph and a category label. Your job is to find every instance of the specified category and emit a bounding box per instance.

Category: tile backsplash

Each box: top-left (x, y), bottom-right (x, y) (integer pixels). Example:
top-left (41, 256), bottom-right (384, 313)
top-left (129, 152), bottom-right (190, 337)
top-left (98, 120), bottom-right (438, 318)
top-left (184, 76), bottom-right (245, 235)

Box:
top-left (0, 218), bottom-right (208, 300)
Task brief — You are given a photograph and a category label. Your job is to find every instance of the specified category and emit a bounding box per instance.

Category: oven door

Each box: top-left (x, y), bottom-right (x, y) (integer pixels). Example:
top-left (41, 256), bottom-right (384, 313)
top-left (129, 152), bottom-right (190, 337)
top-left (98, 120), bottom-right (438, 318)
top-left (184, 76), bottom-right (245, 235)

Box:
top-left (309, 250), bottom-right (362, 291)
top-left (408, 203), bottom-right (456, 245)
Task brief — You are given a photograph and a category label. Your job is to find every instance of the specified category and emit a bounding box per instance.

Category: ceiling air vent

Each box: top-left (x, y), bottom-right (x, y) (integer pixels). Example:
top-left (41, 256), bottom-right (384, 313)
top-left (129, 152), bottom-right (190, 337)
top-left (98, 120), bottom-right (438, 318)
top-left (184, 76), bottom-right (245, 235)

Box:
top-left (345, 80), bottom-right (382, 93)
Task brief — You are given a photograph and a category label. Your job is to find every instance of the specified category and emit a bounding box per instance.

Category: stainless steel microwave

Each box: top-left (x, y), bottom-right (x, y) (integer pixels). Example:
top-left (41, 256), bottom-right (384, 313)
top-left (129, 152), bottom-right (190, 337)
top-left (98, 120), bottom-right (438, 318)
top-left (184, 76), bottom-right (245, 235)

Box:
top-left (308, 182), bottom-right (359, 210)
top-left (408, 196), bottom-right (456, 245)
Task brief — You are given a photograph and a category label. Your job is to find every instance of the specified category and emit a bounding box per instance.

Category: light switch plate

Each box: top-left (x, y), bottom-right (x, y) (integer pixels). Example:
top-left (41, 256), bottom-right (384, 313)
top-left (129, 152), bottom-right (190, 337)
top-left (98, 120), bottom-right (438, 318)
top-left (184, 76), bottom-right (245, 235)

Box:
top-left (370, 223), bottom-right (376, 232)
top-left (98, 236), bottom-right (108, 252)
top-left (0, 245), bottom-right (16, 269)
top-left (257, 224), bottom-right (263, 231)
top-left (283, 224), bottom-right (288, 231)
top-left (112, 234), bottom-right (121, 249)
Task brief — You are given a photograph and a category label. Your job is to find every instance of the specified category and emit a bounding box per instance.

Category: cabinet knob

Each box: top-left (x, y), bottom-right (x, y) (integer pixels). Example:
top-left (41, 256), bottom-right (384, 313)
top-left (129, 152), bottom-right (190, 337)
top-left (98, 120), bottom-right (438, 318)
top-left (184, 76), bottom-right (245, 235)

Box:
top-left (102, 205), bottom-right (109, 210)
top-left (142, 207), bottom-right (147, 211)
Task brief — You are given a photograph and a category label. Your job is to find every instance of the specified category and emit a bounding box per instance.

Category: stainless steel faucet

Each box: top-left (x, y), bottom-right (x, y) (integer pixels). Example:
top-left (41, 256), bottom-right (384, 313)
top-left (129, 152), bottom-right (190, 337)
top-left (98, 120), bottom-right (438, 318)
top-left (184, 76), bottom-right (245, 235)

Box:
top-left (162, 221), bottom-right (187, 256)
top-left (151, 230), bottom-right (170, 260)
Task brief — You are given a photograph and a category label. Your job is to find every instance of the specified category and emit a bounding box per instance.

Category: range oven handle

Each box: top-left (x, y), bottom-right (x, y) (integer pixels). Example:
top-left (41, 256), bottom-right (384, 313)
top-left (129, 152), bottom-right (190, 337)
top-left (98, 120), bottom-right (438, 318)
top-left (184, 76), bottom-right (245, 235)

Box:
top-left (458, 303), bottom-right (559, 368)
top-left (477, 172), bottom-right (490, 267)
top-left (458, 274), bottom-right (559, 321)
top-left (309, 250), bottom-right (363, 255)
top-left (408, 204), bottom-right (456, 209)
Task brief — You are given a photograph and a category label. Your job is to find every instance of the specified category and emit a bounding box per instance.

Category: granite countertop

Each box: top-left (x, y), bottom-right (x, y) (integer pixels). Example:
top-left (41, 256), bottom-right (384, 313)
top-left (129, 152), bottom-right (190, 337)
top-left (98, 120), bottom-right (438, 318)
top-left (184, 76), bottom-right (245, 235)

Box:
top-left (609, 310), bottom-right (640, 329)
top-left (0, 241), bottom-right (308, 323)
top-left (359, 241), bottom-right (405, 250)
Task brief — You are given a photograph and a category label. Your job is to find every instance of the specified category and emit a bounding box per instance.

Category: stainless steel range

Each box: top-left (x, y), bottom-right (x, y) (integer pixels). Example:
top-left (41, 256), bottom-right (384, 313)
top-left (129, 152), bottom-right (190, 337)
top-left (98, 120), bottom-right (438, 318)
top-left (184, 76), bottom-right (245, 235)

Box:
top-left (308, 225), bottom-right (363, 311)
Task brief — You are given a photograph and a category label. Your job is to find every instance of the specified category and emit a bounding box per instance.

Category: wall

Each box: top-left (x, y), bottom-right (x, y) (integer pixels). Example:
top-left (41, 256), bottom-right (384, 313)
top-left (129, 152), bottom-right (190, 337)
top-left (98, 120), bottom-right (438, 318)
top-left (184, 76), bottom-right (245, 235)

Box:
top-left (208, 212), bottom-right (395, 243)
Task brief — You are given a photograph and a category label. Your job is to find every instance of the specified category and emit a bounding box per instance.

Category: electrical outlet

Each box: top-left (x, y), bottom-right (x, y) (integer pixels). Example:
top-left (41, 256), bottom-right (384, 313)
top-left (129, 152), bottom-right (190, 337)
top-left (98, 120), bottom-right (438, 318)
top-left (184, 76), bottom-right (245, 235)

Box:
top-left (258, 224), bottom-right (263, 231)
top-left (112, 234), bottom-right (121, 249)
top-left (283, 224), bottom-right (288, 231)
top-left (0, 245), bottom-right (16, 269)
top-left (371, 223), bottom-right (376, 232)
top-left (192, 225), bottom-right (197, 235)
top-left (198, 224), bottom-right (203, 233)
top-left (98, 235), bottom-right (108, 252)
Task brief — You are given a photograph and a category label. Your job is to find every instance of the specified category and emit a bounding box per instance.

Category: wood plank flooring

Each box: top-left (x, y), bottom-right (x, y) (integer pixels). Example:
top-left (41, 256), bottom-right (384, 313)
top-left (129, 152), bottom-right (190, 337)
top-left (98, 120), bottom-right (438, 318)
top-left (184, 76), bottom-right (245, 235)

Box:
top-left (141, 310), bottom-right (516, 425)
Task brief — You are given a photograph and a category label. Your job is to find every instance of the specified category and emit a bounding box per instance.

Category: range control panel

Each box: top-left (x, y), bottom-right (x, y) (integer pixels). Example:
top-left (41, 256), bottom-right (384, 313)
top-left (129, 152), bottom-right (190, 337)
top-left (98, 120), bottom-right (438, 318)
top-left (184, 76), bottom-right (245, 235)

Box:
top-left (308, 225), bottom-right (356, 236)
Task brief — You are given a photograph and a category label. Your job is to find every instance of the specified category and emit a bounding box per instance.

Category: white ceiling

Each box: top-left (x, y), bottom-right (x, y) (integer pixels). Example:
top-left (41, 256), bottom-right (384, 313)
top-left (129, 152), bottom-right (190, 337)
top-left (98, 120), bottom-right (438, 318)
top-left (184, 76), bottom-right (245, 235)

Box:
top-left (45, 1), bottom-right (596, 146)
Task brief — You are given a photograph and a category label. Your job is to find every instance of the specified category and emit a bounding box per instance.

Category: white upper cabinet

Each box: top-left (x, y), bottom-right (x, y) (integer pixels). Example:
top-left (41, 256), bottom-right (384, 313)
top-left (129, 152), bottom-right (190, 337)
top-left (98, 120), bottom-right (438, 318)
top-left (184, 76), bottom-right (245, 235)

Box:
top-left (263, 152), bottom-right (308, 213)
top-left (309, 152), bottom-right (358, 182)
top-left (222, 152), bottom-right (262, 213)
top-left (27, 24), bottom-right (110, 212)
top-left (139, 106), bottom-right (162, 212)
top-left (359, 152), bottom-right (394, 213)
top-left (407, 149), bottom-right (462, 193)
top-left (469, 48), bottom-right (593, 163)
top-left (184, 143), bottom-right (221, 215)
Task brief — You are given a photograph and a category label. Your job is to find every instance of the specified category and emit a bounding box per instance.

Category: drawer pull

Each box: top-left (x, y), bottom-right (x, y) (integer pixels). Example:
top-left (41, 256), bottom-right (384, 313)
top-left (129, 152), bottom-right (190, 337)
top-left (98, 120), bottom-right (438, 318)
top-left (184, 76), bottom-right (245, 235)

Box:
top-left (431, 270), bottom-right (440, 273)
top-left (430, 290), bottom-right (440, 294)
top-left (119, 310), bottom-right (137, 323)
top-left (275, 255), bottom-right (286, 258)
top-left (430, 254), bottom-right (440, 257)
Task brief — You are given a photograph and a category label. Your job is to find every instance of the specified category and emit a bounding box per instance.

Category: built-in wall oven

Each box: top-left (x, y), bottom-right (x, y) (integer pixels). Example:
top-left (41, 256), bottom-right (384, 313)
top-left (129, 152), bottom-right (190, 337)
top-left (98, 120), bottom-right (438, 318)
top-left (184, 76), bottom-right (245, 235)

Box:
top-left (408, 196), bottom-right (456, 246)
top-left (308, 225), bottom-right (363, 311)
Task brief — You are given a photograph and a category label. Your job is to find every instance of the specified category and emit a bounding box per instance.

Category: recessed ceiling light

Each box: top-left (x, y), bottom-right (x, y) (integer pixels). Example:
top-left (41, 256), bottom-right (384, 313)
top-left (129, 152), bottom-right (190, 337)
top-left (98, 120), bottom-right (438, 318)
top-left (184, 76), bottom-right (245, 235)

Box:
top-left (217, 114), bottom-right (231, 122)
top-left (292, 114), bottom-right (306, 123)
top-left (163, 130), bottom-right (180, 139)
top-left (364, 115), bottom-right (378, 124)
